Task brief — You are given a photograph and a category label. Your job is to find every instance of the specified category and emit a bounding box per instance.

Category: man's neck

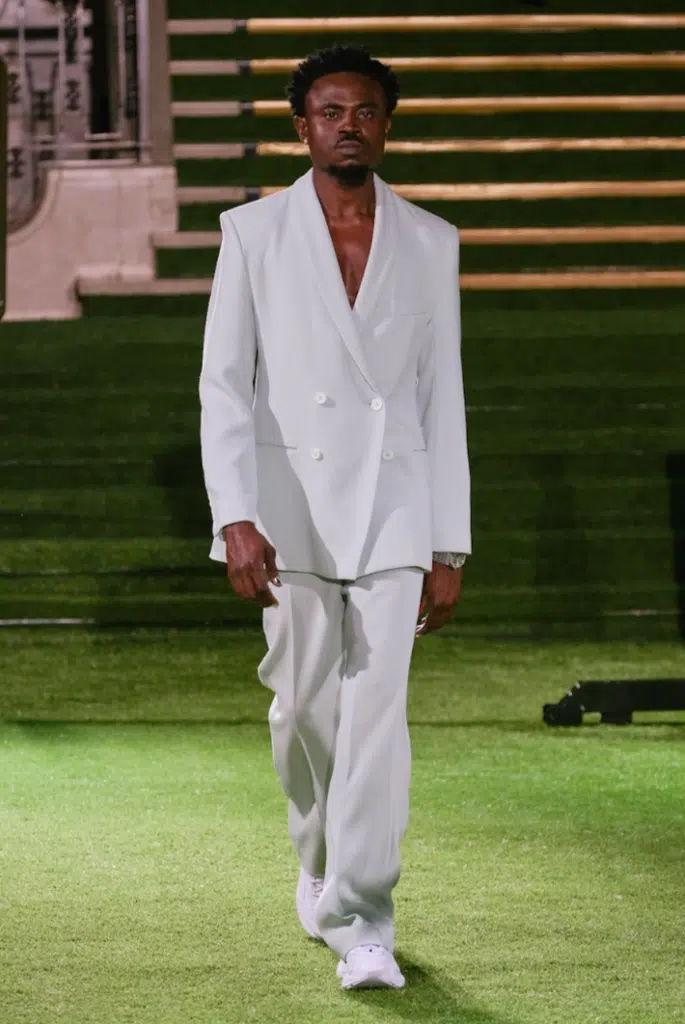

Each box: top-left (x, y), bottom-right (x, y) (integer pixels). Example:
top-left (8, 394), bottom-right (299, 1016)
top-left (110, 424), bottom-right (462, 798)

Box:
top-left (312, 166), bottom-right (376, 224)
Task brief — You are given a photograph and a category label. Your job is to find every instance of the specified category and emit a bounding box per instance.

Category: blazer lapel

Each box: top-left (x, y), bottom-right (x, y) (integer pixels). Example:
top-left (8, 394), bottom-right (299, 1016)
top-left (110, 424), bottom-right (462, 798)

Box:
top-left (352, 174), bottom-right (397, 325)
top-left (290, 169), bottom-right (389, 393)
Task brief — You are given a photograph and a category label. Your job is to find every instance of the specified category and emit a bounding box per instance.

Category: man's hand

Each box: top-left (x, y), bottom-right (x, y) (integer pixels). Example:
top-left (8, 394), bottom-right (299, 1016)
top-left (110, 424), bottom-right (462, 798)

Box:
top-left (416, 561), bottom-right (462, 636)
top-left (223, 521), bottom-right (281, 608)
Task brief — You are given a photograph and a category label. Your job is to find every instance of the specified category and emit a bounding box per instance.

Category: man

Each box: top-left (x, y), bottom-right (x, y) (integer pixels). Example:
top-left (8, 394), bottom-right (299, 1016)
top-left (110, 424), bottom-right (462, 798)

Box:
top-left (199, 43), bottom-right (470, 990)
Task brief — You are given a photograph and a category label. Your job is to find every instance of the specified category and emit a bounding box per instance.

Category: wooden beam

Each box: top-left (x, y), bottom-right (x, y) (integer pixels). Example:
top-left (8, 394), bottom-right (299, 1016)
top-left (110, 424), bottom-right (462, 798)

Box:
top-left (251, 95), bottom-right (685, 116)
top-left (254, 137), bottom-right (685, 156)
top-left (78, 268), bottom-right (685, 296)
top-left (167, 15), bottom-right (685, 35)
top-left (172, 97), bottom-right (685, 118)
top-left (461, 269), bottom-right (685, 289)
top-left (153, 225), bottom-right (685, 249)
top-left (261, 180), bottom-right (685, 202)
top-left (178, 181), bottom-right (685, 205)
top-left (170, 53), bottom-right (685, 76)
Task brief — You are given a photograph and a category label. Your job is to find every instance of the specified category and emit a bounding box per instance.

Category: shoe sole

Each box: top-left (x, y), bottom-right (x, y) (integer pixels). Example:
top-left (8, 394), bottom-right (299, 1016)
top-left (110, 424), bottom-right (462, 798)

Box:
top-left (337, 965), bottom-right (406, 990)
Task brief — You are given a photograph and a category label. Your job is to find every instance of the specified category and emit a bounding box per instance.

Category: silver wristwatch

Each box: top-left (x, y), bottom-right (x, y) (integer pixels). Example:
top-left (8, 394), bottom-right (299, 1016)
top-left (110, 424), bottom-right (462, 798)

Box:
top-left (433, 552), bottom-right (468, 569)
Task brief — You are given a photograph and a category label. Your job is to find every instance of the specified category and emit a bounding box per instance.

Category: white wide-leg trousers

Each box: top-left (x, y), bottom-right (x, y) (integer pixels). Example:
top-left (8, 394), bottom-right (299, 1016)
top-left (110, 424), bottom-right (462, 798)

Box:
top-left (257, 566), bottom-right (424, 958)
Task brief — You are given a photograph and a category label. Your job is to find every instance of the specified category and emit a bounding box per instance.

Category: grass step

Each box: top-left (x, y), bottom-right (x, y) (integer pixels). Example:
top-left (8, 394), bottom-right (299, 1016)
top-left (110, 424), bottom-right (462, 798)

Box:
top-left (171, 70), bottom-right (685, 103)
top-left (4, 311), bottom-right (685, 361)
top-left (4, 426), bottom-right (685, 463)
top-left (4, 382), bottom-right (685, 440)
top-left (155, 238), bottom-right (685, 279)
top-left (172, 109), bottom-right (685, 144)
top-left (0, 574), bottom-right (679, 612)
top-left (4, 312), bottom-right (685, 372)
top-left (0, 538), bottom-right (208, 574)
top-left (173, 151), bottom-right (683, 187)
top-left (1, 531), bottom-right (682, 591)
top-left (0, 596), bottom-right (680, 643)
top-left (178, 195), bottom-right (685, 232)
top-left (0, 476), bottom-right (678, 537)
top-left (0, 524), bottom-right (680, 587)
top-left (2, 452), bottom-right (679, 492)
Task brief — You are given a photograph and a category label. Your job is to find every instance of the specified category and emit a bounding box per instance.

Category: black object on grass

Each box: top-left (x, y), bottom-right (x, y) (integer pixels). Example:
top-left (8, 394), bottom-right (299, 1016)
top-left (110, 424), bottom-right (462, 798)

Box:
top-left (543, 679), bottom-right (685, 726)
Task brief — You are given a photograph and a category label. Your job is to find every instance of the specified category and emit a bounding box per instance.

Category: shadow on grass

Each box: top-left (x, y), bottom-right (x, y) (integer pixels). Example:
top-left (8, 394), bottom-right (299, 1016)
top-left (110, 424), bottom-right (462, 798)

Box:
top-left (348, 956), bottom-right (517, 1023)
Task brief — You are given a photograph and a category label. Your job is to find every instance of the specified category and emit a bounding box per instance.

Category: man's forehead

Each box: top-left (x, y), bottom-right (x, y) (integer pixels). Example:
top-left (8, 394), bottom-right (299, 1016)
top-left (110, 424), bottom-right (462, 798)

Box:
top-left (307, 73), bottom-right (384, 106)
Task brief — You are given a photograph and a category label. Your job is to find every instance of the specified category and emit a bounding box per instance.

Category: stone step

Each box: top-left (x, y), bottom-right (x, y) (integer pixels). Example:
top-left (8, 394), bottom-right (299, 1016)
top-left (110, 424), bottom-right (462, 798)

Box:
top-left (77, 268), bottom-right (685, 298)
top-left (166, 15), bottom-right (685, 36)
top-left (172, 95), bottom-right (685, 118)
top-left (153, 225), bottom-right (685, 250)
top-left (177, 185), bottom-right (255, 204)
top-left (169, 53), bottom-right (685, 76)
top-left (77, 277), bottom-right (212, 297)
top-left (173, 137), bottom-right (685, 160)
top-left (176, 180), bottom-right (685, 205)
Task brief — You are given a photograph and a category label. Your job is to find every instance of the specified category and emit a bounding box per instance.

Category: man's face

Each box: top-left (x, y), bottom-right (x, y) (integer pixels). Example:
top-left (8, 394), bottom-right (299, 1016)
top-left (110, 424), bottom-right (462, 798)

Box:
top-left (294, 71), bottom-right (390, 175)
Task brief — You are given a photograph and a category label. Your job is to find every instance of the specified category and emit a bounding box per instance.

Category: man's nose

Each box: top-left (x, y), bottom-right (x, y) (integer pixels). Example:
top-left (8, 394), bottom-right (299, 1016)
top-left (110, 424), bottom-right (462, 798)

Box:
top-left (338, 111), bottom-right (359, 133)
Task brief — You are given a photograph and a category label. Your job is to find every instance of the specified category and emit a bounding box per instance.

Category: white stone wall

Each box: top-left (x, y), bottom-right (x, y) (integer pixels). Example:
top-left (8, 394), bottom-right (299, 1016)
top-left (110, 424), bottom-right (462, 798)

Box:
top-left (5, 163), bottom-right (177, 320)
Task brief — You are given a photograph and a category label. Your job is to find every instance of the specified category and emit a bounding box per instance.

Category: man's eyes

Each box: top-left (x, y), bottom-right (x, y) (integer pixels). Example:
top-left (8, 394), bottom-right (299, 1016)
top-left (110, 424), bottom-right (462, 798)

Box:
top-left (322, 109), bottom-right (376, 119)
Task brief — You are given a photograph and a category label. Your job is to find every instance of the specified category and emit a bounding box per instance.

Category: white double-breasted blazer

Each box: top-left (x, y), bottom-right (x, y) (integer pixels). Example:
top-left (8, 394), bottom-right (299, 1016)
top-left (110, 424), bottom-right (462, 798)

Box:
top-left (199, 167), bottom-right (471, 581)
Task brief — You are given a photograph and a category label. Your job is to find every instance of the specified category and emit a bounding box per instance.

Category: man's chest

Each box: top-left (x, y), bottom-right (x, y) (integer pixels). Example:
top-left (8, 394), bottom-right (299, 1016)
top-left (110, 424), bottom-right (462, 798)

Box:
top-left (327, 220), bottom-right (375, 308)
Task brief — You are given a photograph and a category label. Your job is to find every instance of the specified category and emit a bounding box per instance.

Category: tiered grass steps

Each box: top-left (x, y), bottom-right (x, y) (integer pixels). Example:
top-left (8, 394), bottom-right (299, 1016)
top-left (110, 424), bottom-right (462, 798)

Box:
top-left (80, 7), bottom-right (685, 306)
top-left (3, 304), bottom-right (684, 638)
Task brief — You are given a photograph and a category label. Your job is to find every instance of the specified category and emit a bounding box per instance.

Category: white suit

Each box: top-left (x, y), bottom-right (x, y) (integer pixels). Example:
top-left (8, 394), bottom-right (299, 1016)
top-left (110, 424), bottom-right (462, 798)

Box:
top-left (199, 168), bottom-right (470, 957)
top-left (200, 168), bottom-right (470, 579)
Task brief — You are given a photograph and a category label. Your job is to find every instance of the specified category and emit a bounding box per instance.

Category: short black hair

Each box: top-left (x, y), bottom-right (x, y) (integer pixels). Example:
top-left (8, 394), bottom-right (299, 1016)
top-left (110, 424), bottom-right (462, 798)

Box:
top-left (286, 43), bottom-right (400, 118)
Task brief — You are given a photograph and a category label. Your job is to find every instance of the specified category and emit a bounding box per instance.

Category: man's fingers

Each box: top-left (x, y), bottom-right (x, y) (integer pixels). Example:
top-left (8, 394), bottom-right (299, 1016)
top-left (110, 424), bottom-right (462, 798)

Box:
top-left (228, 567), bottom-right (256, 602)
top-left (252, 566), bottom-right (279, 608)
top-left (228, 565), bottom-right (277, 606)
top-left (418, 602), bottom-right (456, 635)
top-left (264, 544), bottom-right (281, 587)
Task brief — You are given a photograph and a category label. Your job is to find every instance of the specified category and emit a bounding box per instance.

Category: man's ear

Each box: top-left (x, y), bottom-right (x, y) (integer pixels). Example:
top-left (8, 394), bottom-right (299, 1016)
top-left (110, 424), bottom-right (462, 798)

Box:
top-left (294, 116), bottom-right (307, 143)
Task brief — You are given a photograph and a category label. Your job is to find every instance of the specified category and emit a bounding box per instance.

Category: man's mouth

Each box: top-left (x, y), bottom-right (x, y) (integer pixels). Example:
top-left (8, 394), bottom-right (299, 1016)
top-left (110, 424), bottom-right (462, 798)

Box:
top-left (337, 139), bottom-right (363, 150)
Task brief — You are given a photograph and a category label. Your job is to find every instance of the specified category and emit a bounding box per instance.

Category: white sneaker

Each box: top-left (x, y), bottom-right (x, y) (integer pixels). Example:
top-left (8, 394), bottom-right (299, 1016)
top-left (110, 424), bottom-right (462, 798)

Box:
top-left (296, 868), bottom-right (324, 939)
top-left (337, 944), bottom-right (406, 990)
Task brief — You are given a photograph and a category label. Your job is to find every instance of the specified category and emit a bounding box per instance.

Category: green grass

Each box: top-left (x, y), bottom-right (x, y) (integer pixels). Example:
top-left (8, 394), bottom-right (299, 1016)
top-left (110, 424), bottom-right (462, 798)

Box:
top-left (1, 628), bottom-right (684, 1023)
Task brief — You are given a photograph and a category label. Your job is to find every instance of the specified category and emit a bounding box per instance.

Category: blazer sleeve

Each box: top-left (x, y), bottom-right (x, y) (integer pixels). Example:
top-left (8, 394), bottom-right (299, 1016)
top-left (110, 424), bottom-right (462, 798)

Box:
top-left (416, 225), bottom-right (472, 554)
top-left (199, 212), bottom-right (258, 540)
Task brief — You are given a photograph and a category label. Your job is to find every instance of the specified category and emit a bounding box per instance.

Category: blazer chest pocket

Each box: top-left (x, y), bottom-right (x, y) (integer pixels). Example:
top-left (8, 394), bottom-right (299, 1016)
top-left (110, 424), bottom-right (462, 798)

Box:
top-left (373, 310), bottom-right (431, 341)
